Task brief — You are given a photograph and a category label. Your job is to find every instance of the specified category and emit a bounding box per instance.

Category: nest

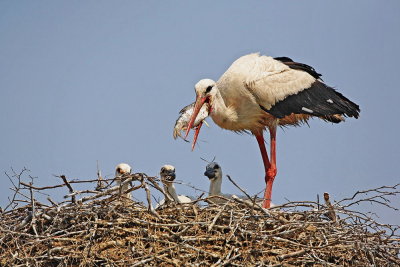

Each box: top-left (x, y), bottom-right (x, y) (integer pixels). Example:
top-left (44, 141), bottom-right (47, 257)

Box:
top-left (0, 168), bottom-right (399, 266)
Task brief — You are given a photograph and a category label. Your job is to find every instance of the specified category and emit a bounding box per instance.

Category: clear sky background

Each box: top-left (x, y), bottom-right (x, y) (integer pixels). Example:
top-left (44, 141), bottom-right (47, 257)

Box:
top-left (1, 1), bottom-right (399, 224)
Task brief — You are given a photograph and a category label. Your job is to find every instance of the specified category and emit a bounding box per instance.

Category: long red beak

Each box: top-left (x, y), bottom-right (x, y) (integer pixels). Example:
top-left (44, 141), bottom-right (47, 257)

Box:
top-left (191, 121), bottom-right (204, 151)
top-left (184, 96), bottom-right (207, 150)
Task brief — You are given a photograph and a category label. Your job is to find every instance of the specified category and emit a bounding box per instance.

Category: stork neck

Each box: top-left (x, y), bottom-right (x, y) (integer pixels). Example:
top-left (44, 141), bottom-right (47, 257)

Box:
top-left (211, 88), bottom-right (227, 113)
top-left (164, 183), bottom-right (180, 203)
top-left (116, 178), bottom-right (128, 190)
top-left (210, 87), bottom-right (238, 128)
top-left (209, 175), bottom-right (222, 196)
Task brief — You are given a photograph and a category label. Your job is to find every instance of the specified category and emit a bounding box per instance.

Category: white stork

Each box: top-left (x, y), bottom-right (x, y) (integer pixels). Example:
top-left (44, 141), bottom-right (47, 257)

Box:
top-left (115, 163), bottom-right (132, 199)
top-left (204, 162), bottom-right (237, 204)
top-left (204, 162), bottom-right (273, 206)
top-left (158, 164), bottom-right (191, 206)
top-left (184, 53), bottom-right (360, 209)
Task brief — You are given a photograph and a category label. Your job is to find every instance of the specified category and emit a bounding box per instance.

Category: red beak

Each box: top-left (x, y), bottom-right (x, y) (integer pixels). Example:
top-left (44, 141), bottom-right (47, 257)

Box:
top-left (184, 96), bottom-right (208, 150)
top-left (191, 121), bottom-right (204, 151)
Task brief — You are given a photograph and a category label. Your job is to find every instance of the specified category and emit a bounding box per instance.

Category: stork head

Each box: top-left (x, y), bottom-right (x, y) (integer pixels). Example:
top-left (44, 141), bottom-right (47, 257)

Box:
top-left (115, 163), bottom-right (132, 177)
top-left (184, 79), bottom-right (216, 149)
top-left (204, 162), bottom-right (222, 180)
top-left (160, 164), bottom-right (176, 184)
top-left (115, 163), bottom-right (132, 184)
top-left (194, 79), bottom-right (216, 98)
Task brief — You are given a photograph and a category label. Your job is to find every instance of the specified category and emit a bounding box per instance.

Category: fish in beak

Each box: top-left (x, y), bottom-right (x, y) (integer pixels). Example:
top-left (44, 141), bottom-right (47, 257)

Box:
top-left (184, 96), bottom-right (208, 150)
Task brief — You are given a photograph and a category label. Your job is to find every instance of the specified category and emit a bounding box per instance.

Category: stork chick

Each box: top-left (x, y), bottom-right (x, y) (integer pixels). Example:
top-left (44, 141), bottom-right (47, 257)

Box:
top-left (204, 162), bottom-right (236, 204)
top-left (159, 165), bottom-right (191, 206)
top-left (204, 162), bottom-right (273, 207)
top-left (115, 163), bottom-right (132, 199)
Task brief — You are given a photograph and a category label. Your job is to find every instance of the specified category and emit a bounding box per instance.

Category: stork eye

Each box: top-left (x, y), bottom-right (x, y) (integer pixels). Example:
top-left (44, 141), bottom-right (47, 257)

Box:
top-left (116, 168), bottom-right (121, 173)
top-left (205, 85), bottom-right (213, 93)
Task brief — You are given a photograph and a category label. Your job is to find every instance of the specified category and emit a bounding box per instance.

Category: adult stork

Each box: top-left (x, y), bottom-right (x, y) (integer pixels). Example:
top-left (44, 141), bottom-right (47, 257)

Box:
top-left (184, 53), bottom-right (360, 209)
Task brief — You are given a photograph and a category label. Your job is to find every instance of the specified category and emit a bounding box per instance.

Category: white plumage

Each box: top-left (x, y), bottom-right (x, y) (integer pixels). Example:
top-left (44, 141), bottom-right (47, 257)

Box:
top-left (204, 162), bottom-right (275, 207)
top-left (219, 53), bottom-right (314, 117)
top-left (194, 54), bottom-right (315, 132)
top-left (185, 53), bottom-right (360, 209)
top-left (157, 165), bottom-right (191, 207)
top-left (115, 163), bottom-right (132, 200)
top-left (204, 162), bottom-right (238, 204)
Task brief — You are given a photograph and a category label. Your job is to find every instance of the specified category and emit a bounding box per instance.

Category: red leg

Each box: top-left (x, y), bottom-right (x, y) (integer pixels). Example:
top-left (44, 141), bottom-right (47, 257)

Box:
top-left (255, 132), bottom-right (271, 172)
top-left (265, 126), bottom-right (277, 208)
top-left (255, 127), bottom-right (277, 209)
top-left (255, 132), bottom-right (271, 208)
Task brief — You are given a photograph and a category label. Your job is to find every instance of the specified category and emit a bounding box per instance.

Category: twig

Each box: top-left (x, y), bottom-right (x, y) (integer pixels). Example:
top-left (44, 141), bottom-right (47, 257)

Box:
top-left (226, 174), bottom-right (253, 201)
top-left (144, 182), bottom-right (161, 219)
top-left (28, 182), bottom-right (38, 237)
top-left (3, 168), bottom-right (28, 211)
top-left (95, 160), bottom-right (106, 191)
top-left (58, 175), bottom-right (76, 204)
top-left (277, 249), bottom-right (307, 260)
top-left (208, 201), bottom-right (231, 231)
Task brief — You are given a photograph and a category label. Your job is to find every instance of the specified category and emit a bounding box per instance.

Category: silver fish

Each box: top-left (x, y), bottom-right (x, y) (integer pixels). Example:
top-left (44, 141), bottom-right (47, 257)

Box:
top-left (173, 102), bottom-right (210, 140)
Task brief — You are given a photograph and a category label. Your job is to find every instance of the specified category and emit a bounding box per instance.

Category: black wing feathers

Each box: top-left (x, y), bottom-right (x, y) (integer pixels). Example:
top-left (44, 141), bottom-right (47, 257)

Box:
top-left (273, 57), bottom-right (294, 62)
top-left (267, 80), bottom-right (360, 122)
top-left (274, 56), bottom-right (322, 80)
top-left (270, 56), bottom-right (360, 122)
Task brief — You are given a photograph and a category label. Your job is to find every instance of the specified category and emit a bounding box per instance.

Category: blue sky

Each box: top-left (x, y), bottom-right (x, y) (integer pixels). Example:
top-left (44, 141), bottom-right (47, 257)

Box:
top-left (0, 1), bottom-right (399, 223)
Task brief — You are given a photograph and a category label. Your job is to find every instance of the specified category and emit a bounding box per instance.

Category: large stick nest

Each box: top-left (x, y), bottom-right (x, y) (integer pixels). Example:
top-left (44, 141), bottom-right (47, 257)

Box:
top-left (0, 169), bottom-right (399, 266)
